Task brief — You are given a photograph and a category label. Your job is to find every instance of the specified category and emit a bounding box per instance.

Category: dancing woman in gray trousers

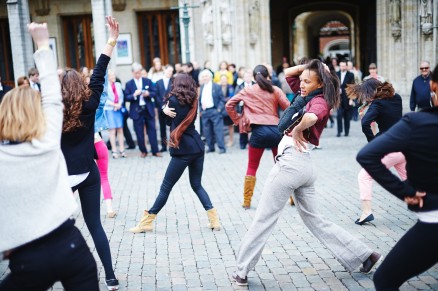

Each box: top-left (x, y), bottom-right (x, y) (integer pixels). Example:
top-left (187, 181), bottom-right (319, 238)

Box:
top-left (232, 60), bottom-right (381, 286)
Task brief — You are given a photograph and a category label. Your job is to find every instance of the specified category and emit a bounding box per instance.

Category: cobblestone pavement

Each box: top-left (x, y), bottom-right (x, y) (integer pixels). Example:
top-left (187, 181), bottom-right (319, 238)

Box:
top-left (2, 121), bottom-right (438, 290)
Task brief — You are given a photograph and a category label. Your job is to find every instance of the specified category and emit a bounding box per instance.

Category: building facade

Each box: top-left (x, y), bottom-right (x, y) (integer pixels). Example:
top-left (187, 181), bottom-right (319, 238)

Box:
top-left (1, 0), bottom-right (437, 101)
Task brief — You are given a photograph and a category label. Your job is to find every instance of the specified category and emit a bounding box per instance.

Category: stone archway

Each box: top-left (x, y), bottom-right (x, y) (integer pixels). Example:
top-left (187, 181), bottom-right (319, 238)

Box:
top-left (270, 0), bottom-right (376, 72)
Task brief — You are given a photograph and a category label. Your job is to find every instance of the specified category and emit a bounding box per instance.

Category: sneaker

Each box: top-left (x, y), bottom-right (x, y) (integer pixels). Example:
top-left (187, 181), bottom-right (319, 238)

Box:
top-left (360, 252), bottom-right (383, 274)
top-left (232, 272), bottom-right (248, 286)
top-left (105, 278), bottom-right (119, 290)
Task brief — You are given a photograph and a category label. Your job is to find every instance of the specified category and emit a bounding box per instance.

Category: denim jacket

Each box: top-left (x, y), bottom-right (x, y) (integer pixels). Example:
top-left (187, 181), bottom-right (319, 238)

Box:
top-left (94, 73), bottom-right (108, 133)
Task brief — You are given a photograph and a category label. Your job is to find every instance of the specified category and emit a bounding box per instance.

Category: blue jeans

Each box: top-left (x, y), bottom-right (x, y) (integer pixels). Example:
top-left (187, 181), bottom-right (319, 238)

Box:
top-left (201, 108), bottom-right (225, 151)
top-left (133, 112), bottom-right (159, 154)
top-left (149, 152), bottom-right (214, 214)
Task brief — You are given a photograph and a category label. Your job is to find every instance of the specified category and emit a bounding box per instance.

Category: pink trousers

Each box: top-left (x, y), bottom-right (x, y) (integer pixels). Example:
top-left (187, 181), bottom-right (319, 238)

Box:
top-left (358, 152), bottom-right (407, 201)
top-left (94, 140), bottom-right (113, 200)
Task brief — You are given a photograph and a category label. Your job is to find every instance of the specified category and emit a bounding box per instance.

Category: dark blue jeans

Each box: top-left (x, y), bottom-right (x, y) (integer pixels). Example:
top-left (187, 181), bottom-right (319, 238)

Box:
top-left (149, 152), bottom-right (214, 214)
top-left (201, 108), bottom-right (225, 151)
top-left (133, 112), bottom-right (159, 154)
top-left (0, 219), bottom-right (99, 291)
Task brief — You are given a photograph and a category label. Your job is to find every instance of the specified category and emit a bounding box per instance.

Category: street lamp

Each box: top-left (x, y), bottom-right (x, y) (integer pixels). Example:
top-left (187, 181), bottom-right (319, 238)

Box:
top-left (171, 0), bottom-right (199, 63)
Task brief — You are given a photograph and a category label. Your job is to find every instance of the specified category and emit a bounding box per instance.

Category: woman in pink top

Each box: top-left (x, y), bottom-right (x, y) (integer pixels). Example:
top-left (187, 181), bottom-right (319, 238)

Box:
top-left (226, 65), bottom-right (289, 209)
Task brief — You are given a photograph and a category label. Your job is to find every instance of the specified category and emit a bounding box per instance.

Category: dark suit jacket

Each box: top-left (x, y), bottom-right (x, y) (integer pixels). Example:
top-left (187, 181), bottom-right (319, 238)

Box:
top-left (124, 77), bottom-right (156, 120)
top-left (337, 71), bottom-right (355, 109)
top-left (155, 78), bottom-right (173, 109)
top-left (199, 82), bottom-right (225, 114)
top-left (0, 84), bottom-right (12, 104)
top-left (164, 95), bottom-right (204, 156)
top-left (361, 94), bottom-right (403, 142)
top-left (357, 106), bottom-right (438, 212)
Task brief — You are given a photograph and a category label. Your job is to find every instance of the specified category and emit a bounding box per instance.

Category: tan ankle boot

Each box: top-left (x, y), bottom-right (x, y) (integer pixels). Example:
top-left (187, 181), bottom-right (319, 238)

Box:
top-left (242, 176), bottom-right (256, 209)
top-left (129, 210), bottom-right (156, 233)
top-left (289, 195), bottom-right (295, 206)
top-left (206, 208), bottom-right (221, 230)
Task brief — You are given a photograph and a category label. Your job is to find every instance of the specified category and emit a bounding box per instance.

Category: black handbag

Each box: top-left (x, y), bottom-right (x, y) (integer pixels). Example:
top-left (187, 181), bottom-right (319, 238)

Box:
top-left (278, 88), bottom-right (323, 133)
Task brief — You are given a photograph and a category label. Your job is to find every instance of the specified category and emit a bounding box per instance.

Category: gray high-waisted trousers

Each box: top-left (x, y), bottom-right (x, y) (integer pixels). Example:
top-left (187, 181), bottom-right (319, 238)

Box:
top-left (235, 146), bottom-right (373, 278)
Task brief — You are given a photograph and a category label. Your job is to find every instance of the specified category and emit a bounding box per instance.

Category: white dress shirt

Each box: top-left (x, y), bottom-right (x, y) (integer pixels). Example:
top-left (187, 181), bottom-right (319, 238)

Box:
top-left (30, 80), bottom-right (40, 91)
top-left (201, 81), bottom-right (214, 110)
top-left (134, 78), bottom-right (145, 106)
top-left (340, 71), bottom-right (347, 84)
top-left (163, 77), bottom-right (170, 90)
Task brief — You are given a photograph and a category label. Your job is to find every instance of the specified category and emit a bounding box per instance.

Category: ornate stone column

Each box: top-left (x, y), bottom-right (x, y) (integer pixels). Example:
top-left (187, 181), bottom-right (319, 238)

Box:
top-left (6, 0), bottom-right (34, 84)
top-left (91, 0), bottom-right (113, 67)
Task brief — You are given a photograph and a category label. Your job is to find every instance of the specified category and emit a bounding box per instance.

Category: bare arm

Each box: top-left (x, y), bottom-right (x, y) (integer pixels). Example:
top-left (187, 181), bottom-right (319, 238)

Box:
top-left (284, 64), bottom-right (306, 77)
top-left (289, 113), bottom-right (318, 151)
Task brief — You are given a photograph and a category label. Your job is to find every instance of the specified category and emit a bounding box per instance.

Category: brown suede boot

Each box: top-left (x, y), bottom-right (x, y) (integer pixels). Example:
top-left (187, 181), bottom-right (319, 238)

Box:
top-left (129, 210), bottom-right (157, 233)
top-left (290, 195), bottom-right (295, 206)
top-left (206, 208), bottom-right (221, 230)
top-left (242, 175), bottom-right (256, 209)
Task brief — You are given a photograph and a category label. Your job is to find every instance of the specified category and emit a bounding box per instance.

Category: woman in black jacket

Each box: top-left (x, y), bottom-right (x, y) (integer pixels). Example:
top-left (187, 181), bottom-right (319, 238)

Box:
top-left (357, 64), bottom-right (438, 290)
top-left (347, 79), bottom-right (406, 225)
top-left (129, 73), bottom-right (221, 233)
top-left (60, 16), bottom-right (119, 291)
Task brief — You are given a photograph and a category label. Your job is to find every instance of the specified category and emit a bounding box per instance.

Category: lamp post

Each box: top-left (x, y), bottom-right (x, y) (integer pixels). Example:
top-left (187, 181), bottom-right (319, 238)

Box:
top-left (172, 0), bottom-right (199, 63)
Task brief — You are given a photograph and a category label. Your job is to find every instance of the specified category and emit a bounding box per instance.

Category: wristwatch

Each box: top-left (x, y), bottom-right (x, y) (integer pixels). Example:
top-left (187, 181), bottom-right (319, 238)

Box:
top-left (107, 38), bottom-right (116, 47)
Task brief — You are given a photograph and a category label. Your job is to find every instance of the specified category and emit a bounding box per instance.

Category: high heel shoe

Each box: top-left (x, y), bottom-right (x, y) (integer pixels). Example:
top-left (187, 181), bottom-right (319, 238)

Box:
top-left (112, 151), bottom-right (119, 159)
top-left (355, 213), bottom-right (374, 225)
top-left (119, 151), bottom-right (127, 158)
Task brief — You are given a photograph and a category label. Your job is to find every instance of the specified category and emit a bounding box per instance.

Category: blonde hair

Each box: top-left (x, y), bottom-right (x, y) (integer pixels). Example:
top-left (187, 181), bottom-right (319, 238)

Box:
top-left (0, 87), bottom-right (46, 142)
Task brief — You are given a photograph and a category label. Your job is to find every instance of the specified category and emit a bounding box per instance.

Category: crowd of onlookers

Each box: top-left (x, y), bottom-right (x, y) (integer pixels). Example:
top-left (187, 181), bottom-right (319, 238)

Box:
top-left (0, 56), bottom-right (433, 154)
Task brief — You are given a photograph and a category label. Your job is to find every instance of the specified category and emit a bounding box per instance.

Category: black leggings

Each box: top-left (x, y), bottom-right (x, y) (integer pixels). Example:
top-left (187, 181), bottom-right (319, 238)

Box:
top-left (374, 221), bottom-right (438, 290)
top-left (72, 163), bottom-right (115, 280)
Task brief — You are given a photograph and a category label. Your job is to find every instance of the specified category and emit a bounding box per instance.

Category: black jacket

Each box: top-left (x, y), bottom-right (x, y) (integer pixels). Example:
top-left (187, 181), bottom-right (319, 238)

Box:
top-left (164, 95), bottom-right (204, 156)
top-left (337, 71), bottom-right (355, 109)
top-left (357, 107), bottom-right (438, 212)
top-left (361, 94), bottom-right (403, 142)
top-left (155, 78), bottom-right (173, 109)
top-left (61, 54), bottom-right (110, 175)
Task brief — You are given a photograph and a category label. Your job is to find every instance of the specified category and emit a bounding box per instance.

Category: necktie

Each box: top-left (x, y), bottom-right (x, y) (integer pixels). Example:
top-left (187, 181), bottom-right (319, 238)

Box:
top-left (111, 83), bottom-right (119, 104)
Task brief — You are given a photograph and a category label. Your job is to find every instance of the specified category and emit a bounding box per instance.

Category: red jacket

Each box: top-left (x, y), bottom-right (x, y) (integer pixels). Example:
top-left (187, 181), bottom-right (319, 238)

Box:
top-left (226, 84), bottom-right (289, 133)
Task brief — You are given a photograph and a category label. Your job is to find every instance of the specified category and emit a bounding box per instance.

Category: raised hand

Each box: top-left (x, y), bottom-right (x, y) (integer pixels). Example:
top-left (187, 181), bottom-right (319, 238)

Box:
top-left (27, 22), bottom-right (49, 49)
top-left (106, 16), bottom-right (119, 40)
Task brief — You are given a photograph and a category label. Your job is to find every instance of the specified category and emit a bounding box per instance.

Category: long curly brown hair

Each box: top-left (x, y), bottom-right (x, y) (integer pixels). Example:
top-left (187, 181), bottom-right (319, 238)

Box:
top-left (60, 69), bottom-right (92, 132)
top-left (164, 73), bottom-right (198, 148)
top-left (346, 78), bottom-right (395, 103)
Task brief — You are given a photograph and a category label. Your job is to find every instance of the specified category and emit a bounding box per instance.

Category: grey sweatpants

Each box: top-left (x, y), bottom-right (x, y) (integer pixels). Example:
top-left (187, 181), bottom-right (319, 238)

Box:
top-left (235, 146), bottom-right (373, 278)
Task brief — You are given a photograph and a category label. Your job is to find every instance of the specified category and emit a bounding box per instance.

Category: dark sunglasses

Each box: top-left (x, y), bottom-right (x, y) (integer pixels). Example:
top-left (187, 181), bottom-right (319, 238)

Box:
top-left (420, 67), bottom-right (430, 70)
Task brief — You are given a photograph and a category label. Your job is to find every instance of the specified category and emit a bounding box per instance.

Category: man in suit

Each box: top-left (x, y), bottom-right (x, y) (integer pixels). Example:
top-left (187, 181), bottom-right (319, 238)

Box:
top-left (28, 68), bottom-right (41, 92)
top-left (155, 64), bottom-right (174, 152)
top-left (199, 69), bottom-right (226, 154)
top-left (124, 62), bottom-right (161, 157)
top-left (336, 60), bottom-right (356, 137)
top-left (0, 75), bottom-right (12, 104)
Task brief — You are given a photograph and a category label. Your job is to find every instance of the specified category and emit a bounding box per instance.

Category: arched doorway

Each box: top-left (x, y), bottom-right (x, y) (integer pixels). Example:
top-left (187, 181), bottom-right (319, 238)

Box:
top-left (270, 0), bottom-right (376, 73)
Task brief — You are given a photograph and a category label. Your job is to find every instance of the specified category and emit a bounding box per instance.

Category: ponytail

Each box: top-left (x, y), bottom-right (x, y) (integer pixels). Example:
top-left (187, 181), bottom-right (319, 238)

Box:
top-left (253, 65), bottom-right (274, 93)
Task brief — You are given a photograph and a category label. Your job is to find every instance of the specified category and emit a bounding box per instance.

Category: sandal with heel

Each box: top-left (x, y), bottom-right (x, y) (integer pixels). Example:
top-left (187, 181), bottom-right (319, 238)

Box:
top-left (112, 151), bottom-right (119, 159)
